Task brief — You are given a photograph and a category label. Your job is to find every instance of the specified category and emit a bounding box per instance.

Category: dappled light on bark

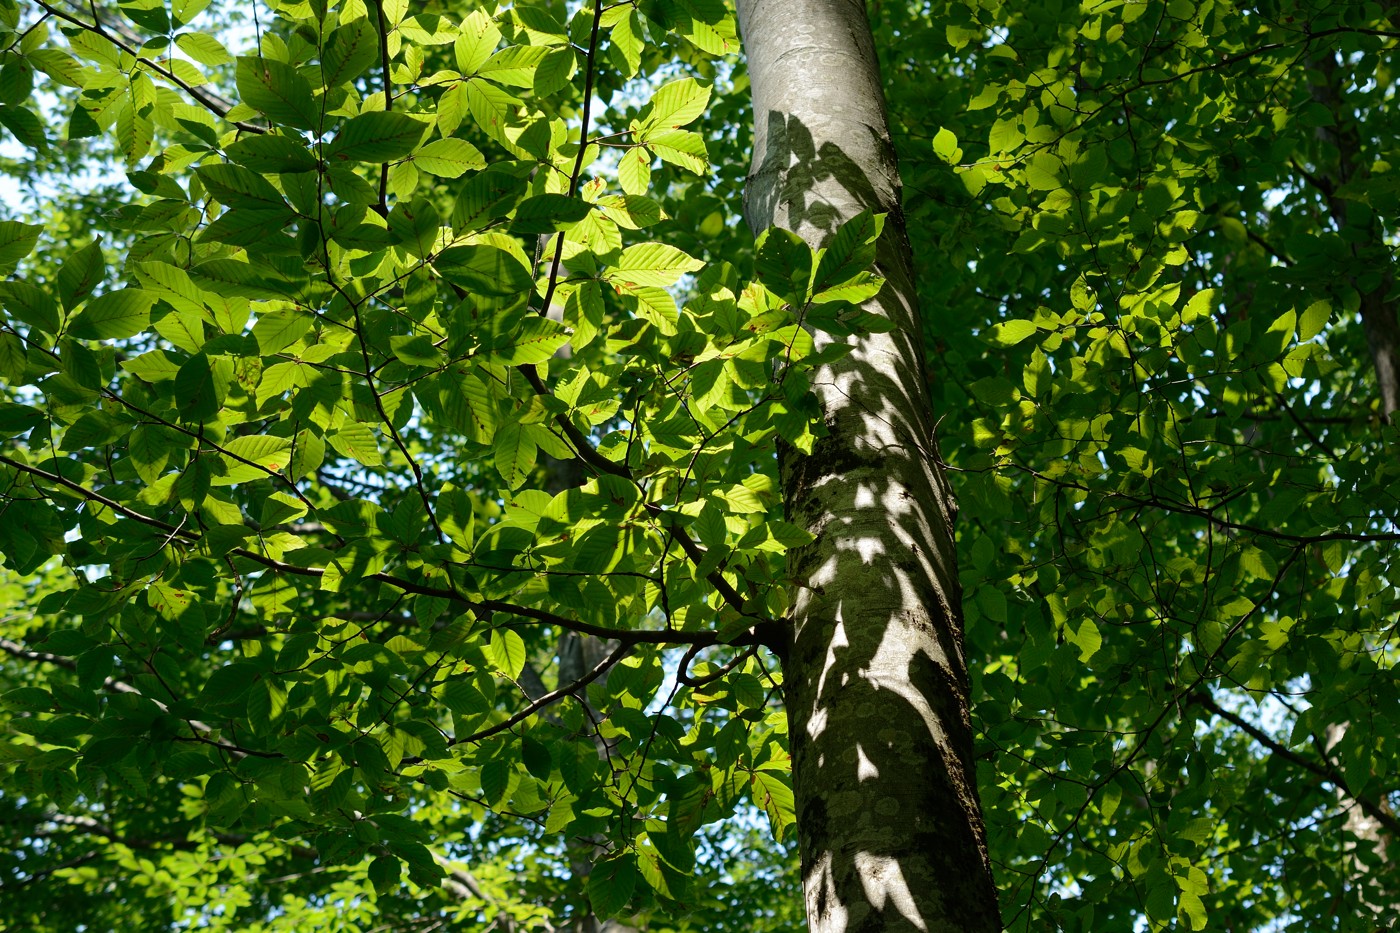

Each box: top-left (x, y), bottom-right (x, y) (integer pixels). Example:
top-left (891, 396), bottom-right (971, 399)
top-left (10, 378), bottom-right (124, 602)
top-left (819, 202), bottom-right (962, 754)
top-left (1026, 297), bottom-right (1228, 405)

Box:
top-left (738, 0), bottom-right (1001, 928)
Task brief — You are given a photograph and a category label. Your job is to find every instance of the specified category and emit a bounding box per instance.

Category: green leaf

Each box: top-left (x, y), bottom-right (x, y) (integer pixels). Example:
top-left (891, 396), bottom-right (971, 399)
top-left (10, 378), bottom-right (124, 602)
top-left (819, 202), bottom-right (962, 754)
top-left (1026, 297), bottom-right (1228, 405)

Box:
top-left (755, 227), bottom-right (813, 302)
top-left (588, 854), bottom-right (638, 919)
top-left (479, 45), bottom-right (550, 88)
top-left (976, 586), bottom-right (1007, 623)
top-left (1179, 890), bottom-right (1208, 931)
top-left (1068, 144), bottom-right (1108, 188)
top-left (648, 129), bottom-right (708, 174)
top-left (812, 271), bottom-right (883, 304)
top-left (0, 104), bottom-right (47, 150)
top-left (574, 523), bottom-right (626, 573)
top-left (389, 334), bottom-right (445, 367)
top-left (251, 309), bottom-right (312, 355)
top-left (120, 349), bottom-right (182, 382)
top-left (1181, 287), bottom-right (1217, 324)
top-left (638, 78), bottom-right (711, 135)
top-left (0, 332), bottom-right (27, 381)
top-left (1070, 619), bottom-right (1102, 663)
top-left (494, 318), bottom-right (569, 365)
top-left (608, 10), bottom-right (642, 77)
top-left (813, 210), bottom-right (883, 293)
top-left (450, 165), bottom-right (530, 232)
top-left (2, 686), bottom-right (53, 712)
top-left (0, 280), bottom-right (61, 333)
top-left (533, 47), bottom-right (576, 98)
top-left (608, 243), bottom-right (703, 288)
top-left (0, 58), bottom-right (34, 107)
top-left (368, 855), bottom-right (401, 895)
top-left (493, 421), bottom-right (537, 488)
top-left (216, 434), bottom-right (293, 484)
top-left (480, 759), bottom-right (511, 805)
top-left (435, 245), bottom-right (534, 296)
top-left (174, 353), bottom-right (234, 423)
top-left (933, 127), bottom-right (960, 164)
top-left (1298, 299), bottom-right (1330, 342)
top-left (329, 422), bottom-right (383, 467)
top-left (455, 11), bottom-right (503, 75)
top-left (511, 194), bottom-right (591, 234)
top-left (987, 320), bottom-right (1039, 346)
top-left (56, 241), bottom-right (106, 311)
top-left (175, 32), bottom-right (231, 67)
top-left (0, 221), bottom-right (42, 264)
top-left (196, 163), bottom-right (287, 209)
top-left (191, 258), bottom-right (300, 300)
top-left (30, 49), bottom-right (88, 89)
top-left (153, 301), bottom-right (204, 355)
top-left (322, 18), bottom-right (378, 89)
top-left (621, 284), bottom-right (679, 335)
top-left (411, 137), bottom-right (485, 177)
top-left (521, 736), bottom-right (552, 779)
top-left (326, 112), bottom-right (429, 163)
top-left (0, 402), bottom-right (44, 437)
top-left (595, 195), bottom-right (664, 230)
top-left (989, 116), bottom-right (1023, 153)
top-left (618, 147), bottom-right (651, 195)
top-left (969, 376), bottom-right (1018, 406)
top-left (226, 135), bottom-right (319, 174)
top-left (68, 288), bottom-right (156, 340)
top-left (235, 56), bottom-right (317, 130)
top-left (487, 628), bottom-right (525, 679)
top-left (751, 771), bottom-right (796, 842)
top-left (171, 0), bottom-right (210, 26)
top-left (199, 661), bottom-right (259, 703)
top-left (1025, 151), bottom-right (1063, 191)
top-left (439, 679), bottom-right (484, 715)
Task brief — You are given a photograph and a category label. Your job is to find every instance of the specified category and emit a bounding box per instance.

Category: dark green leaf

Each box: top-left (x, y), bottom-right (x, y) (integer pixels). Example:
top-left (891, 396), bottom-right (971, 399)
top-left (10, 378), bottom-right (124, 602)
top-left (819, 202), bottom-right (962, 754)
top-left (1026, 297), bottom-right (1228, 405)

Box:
top-left (0, 280), bottom-right (61, 333)
top-left (435, 245), bottom-right (533, 296)
top-left (322, 18), bottom-right (379, 88)
top-left (56, 241), bottom-right (106, 311)
top-left (0, 221), bottom-right (42, 264)
top-left (226, 135), bottom-right (319, 174)
top-left (235, 56), bottom-right (318, 130)
top-left (325, 112), bottom-right (429, 164)
top-left (588, 854), bottom-right (638, 919)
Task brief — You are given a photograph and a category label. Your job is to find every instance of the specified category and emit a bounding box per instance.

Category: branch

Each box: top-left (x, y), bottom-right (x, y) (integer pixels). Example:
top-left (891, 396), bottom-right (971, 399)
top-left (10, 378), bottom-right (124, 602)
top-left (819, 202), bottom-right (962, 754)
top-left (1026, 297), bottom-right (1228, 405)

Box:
top-left (449, 641), bottom-right (631, 747)
top-left (515, 363), bottom-right (759, 618)
top-left (1011, 463), bottom-right (1400, 545)
top-left (0, 636), bottom-right (277, 759)
top-left (369, 0), bottom-right (393, 216)
top-left (0, 850), bottom-right (101, 889)
top-left (533, 0), bottom-right (606, 319)
top-left (439, 862), bottom-right (537, 933)
top-left (677, 643), bottom-right (758, 688)
top-left (0, 452), bottom-right (725, 648)
top-left (36, 0), bottom-right (266, 134)
top-left (1191, 692), bottom-right (1400, 837)
top-left (25, 810), bottom-right (319, 858)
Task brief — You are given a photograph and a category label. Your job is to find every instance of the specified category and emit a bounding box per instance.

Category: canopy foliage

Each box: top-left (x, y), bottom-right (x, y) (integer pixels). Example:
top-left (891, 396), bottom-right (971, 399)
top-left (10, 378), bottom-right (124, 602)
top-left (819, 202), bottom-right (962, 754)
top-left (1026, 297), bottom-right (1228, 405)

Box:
top-left (0, 0), bottom-right (1396, 930)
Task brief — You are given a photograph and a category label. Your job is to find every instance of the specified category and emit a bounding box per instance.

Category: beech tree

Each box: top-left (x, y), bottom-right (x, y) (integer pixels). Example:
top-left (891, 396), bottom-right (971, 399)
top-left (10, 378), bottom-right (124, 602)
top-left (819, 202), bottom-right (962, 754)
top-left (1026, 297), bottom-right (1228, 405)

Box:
top-left (2, 0), bottom-right (1399, 931)
top-left (737, 0), bottom-right (998, 928)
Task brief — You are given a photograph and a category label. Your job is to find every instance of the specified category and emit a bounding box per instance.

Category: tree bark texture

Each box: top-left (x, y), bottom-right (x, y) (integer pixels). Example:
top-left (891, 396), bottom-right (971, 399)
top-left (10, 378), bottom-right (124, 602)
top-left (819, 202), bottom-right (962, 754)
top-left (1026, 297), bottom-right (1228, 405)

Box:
top-left (736, 0), bottom-right (1002, 930)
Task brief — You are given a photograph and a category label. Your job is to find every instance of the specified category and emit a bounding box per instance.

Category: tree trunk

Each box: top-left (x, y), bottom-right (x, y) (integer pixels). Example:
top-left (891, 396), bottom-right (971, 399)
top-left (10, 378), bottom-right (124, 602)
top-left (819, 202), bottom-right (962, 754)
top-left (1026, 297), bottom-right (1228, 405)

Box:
top-left (736, 1), bottom-right (1002, 930)
top-left (1309, 52), bottom-right (1400, 421)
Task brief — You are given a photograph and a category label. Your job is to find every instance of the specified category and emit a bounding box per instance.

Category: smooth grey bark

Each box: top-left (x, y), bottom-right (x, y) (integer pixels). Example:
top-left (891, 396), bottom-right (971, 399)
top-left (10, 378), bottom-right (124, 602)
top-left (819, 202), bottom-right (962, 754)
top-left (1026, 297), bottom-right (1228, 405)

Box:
top-left (736, 0), bottom-right (1001, 930)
